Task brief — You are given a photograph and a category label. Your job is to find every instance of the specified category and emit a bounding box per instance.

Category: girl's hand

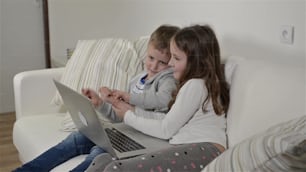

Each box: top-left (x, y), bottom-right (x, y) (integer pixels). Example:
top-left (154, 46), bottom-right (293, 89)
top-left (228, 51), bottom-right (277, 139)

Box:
top-left (112, 90), bottom-right (130, 103)
top-left (82, 88), bottom-right (102, 107)
top-left (112, 100), bottom-right (135, 120)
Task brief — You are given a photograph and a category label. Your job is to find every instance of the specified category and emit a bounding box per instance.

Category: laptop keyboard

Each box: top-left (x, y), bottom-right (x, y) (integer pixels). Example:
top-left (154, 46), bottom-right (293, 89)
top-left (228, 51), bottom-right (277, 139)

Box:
top-left (105, 128), bottom-right (145, 153)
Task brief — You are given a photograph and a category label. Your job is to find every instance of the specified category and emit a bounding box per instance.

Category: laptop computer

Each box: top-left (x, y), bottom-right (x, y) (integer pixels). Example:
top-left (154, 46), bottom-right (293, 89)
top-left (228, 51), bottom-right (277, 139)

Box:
top-left (53, 80), bottom-right (172, 159)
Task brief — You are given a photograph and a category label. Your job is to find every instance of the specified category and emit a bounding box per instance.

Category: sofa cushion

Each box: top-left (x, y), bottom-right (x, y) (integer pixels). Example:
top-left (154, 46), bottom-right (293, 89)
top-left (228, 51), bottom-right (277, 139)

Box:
top-left (13, 113), bottom-right (89, 171)
top-left (13, 113), bottom-right (71, 163)
top-left (52, 38), bottom-right (143, 105)
top-left (52, 40), bottom-right (96, 105)
top-left (133, 36), bottom-right (149, 63)
top-left (202, 115), bottom-right (306, 172)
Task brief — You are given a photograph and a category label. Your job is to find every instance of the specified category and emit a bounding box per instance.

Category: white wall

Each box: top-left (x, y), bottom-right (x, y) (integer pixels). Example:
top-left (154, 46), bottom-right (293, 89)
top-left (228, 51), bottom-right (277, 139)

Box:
top-left (48, 0), bottom-right (305, 67)
top-left (0, 0), bottom-right (45, 113)
top-left (0, 0), bottom-right (305, 113)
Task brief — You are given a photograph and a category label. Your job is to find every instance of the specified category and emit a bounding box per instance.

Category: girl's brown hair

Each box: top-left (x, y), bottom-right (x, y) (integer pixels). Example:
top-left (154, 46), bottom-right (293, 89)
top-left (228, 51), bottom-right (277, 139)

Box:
top-left (169, 25), bottom-right (229, 115)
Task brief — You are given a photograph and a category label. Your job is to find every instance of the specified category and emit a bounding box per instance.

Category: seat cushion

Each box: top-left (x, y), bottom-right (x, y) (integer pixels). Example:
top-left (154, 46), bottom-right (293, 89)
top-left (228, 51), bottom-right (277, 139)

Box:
top-left (13, 113), bottom-right (69, 162)
top-left (13, 113), bottom-right (87, 170)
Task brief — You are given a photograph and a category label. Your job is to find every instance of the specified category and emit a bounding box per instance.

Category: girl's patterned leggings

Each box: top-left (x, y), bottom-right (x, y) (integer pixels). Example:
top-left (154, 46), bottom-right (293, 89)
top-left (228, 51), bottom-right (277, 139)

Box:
top-left (86, 142), bottom-right (223, 172)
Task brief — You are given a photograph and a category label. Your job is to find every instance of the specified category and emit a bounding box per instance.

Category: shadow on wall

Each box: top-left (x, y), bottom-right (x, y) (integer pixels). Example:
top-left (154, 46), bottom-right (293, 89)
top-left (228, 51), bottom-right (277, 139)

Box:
top-left (220, 35), bottom-right (305, 67)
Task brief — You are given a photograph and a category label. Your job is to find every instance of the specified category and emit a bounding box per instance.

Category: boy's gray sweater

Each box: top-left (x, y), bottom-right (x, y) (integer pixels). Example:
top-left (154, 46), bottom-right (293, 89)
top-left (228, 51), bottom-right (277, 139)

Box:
top-left (97, 68), bottom-right (176, 122)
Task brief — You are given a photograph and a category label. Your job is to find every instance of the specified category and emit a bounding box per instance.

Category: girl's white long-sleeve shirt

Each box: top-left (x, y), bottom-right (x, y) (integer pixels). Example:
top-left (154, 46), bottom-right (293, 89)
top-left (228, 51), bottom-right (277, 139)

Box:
top-left (124, 79), bottom-right (227, 148)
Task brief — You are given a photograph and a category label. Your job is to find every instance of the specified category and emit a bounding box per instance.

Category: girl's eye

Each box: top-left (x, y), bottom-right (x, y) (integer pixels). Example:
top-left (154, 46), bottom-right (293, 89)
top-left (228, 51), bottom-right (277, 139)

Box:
top-left (171, 54), bottom-right (180, 61)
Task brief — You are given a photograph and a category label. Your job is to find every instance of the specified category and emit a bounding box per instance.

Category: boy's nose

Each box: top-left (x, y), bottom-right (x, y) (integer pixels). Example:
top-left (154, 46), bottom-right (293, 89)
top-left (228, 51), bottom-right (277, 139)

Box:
top-left (151, 62), bottom-right (158, 70)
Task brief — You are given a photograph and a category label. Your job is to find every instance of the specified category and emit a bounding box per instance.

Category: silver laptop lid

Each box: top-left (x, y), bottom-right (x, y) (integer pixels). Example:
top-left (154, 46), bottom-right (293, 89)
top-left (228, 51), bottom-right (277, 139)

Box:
top-left (53, 80), bottom-right (117, 157)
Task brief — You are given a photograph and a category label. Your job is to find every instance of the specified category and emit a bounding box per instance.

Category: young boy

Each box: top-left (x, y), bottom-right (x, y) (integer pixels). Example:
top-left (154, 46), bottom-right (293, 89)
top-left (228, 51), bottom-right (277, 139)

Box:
top-left (82, 25), bottom-right (180, 122)
top-left (13, 25), bottom-right (179, 172)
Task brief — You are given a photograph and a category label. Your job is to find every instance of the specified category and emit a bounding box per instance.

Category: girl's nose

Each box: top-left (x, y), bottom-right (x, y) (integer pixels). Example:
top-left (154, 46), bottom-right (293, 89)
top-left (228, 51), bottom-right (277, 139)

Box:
top-left (168, 58), bottom-right (174, 67)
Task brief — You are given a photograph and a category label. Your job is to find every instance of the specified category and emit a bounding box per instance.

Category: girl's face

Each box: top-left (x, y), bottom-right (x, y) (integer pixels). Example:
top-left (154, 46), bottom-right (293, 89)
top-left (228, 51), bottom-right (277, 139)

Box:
top-left (169, 40), bottom-right (187, 80)
top-left (145, 43), bottom-right (170, 79)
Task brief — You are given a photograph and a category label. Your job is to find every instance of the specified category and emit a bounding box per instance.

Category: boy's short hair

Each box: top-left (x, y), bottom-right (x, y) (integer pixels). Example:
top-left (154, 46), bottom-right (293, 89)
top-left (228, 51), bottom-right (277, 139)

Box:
top-left (149, 25), bottom-right (180, 57)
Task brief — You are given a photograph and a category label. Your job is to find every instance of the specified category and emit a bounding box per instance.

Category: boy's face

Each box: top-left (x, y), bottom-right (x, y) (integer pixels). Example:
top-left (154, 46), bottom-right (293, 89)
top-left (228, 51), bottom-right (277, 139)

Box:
top-left (145, 44), bottom-right (170, 79)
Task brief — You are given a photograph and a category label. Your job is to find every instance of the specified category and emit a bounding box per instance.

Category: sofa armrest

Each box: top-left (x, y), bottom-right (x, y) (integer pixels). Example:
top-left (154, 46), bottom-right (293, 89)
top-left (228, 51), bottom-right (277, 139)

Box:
top-left (226, 60), bottom-right (305, 148)
top-left (14, 67), bottom-right (65, 120)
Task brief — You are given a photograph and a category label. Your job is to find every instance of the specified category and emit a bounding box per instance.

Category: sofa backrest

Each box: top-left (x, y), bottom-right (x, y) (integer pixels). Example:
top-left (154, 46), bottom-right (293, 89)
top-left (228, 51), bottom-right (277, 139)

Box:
top-left (226, 58), bottom-right (305, 147)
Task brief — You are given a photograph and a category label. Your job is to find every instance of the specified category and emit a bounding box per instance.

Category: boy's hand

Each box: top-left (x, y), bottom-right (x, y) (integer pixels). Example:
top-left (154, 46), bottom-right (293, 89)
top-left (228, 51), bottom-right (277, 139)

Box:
top-left (112, 90), bottom-right (130, 103)
top-left (112, 99), bottom-right (135, 120)
top-left (82, 88), bottom-right (102, 107)
top-left (99, 87), bottom-right (116, 104)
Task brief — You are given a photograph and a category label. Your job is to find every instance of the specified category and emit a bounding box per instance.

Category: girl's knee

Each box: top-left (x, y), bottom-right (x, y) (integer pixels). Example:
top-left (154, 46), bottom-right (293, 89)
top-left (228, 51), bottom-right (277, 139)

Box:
top-left (86, 153), bottom-right (114, 172)
top-left (103, 161), bottom-right (120, 172)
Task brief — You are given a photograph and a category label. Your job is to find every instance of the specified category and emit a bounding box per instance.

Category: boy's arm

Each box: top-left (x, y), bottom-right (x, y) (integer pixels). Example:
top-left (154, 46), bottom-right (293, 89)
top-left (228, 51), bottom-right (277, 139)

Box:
top-left (130, 75), bottom-right (176, 111)
top-left (112, 90), bottom-right (130, 102)
top-left (96, 102), bottom-right (122, 123)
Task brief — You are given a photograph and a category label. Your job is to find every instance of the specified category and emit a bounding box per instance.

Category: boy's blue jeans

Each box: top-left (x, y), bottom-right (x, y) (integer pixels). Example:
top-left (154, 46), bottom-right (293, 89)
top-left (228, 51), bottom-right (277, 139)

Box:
top-left (13, 131), bottom-right (106, 172)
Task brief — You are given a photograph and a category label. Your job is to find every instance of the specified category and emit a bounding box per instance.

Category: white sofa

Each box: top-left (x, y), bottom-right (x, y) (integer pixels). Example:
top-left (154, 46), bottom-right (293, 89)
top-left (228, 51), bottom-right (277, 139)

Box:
top-left (13, 53), bottom-right (305, 171)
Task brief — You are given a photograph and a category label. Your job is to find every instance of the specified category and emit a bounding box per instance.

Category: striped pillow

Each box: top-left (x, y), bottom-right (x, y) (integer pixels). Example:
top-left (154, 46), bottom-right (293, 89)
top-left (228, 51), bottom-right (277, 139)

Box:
top-left (202, 115), bottom-right (306, 172)
top-left (52, 38), bottom-right (143, 105)
top-left (134, 36), bottom-right (149, 63)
